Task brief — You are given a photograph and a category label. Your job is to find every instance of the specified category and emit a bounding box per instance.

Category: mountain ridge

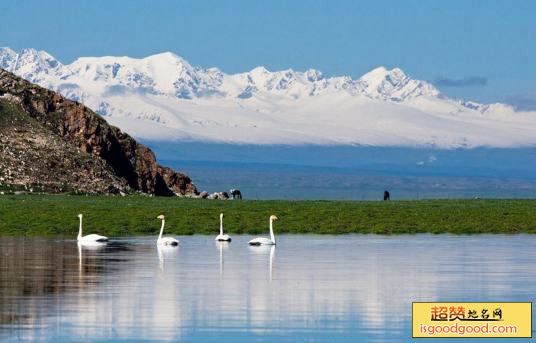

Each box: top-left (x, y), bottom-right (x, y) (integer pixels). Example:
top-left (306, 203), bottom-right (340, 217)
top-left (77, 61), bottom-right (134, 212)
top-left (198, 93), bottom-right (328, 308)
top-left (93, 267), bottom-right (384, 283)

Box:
top-left (1, 47), bottom-right (534, 148)
top-left (0, 47), bottom-right (482, 104)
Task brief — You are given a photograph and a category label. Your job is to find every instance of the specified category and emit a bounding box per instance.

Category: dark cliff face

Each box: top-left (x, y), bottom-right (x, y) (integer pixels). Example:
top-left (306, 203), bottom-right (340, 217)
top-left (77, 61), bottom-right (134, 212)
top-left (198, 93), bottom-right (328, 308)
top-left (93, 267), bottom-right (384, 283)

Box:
top-left (0, 69), bottom-right (197, 196)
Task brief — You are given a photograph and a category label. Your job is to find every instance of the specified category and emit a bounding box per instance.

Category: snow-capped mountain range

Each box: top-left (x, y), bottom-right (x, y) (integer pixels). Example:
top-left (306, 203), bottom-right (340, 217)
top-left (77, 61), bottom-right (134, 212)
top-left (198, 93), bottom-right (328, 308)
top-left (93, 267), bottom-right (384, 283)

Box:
top-left (1, 47), bottom-right (535, 148)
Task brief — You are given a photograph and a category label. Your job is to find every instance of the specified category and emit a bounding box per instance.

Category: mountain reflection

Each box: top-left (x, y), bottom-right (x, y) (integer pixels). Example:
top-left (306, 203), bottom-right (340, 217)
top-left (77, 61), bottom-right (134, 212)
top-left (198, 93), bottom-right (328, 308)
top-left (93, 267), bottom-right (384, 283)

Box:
top-left (0, 238), bottom-right (133, 326)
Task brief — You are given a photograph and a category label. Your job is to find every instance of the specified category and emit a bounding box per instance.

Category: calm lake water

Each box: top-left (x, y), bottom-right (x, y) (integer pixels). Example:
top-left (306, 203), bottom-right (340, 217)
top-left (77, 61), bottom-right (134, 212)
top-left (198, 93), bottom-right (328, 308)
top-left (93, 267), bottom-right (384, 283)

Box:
top-left (1, 235), bottom-right (535, 342)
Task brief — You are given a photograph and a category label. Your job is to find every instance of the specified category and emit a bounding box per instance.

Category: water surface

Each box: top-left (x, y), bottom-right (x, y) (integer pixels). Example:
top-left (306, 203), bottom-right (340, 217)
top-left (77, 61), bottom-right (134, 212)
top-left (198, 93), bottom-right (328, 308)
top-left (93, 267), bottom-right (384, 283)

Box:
top-left (150, 142), bottom-right (536, 199)
top-left (1, 235), bottom-right (535, 342)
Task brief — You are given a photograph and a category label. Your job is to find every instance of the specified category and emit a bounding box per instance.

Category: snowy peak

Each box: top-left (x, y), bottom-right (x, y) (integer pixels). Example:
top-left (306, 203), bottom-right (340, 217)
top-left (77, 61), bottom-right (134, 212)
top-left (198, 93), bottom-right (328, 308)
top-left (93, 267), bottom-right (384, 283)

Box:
top-left (0, 48), bottom-right (68, 83)
top-left (359, 66), bottom-right (439, 101)
top-left (146, 51), bottom-right (188, 63)
top-left (360, 66), bottom-right (406, 93)
top-left (228, 64), bottom-right (438, 101)
top-left (305, 68), bottom-right (323, 82)
top-left (69, 51), bottom-right (224, 98)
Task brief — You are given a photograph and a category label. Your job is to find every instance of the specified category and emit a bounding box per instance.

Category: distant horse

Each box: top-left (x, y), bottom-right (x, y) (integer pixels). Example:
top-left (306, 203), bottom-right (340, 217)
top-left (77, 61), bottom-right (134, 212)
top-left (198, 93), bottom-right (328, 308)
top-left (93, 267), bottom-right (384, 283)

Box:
top-left (230, 189), bottom-right (242, 200)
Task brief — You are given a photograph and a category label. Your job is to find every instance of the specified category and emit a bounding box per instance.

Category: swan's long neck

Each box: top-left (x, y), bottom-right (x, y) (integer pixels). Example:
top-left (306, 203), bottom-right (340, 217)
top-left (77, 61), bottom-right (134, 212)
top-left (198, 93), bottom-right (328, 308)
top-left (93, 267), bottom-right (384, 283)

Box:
top-left (220, 216), bottom-right (223, 236)
top-left (158, 219), bottom-right (165, 240)
top-left (269, 218), bottom-right (275, 244)
top-left (78, 217), bottom-right (83, 239)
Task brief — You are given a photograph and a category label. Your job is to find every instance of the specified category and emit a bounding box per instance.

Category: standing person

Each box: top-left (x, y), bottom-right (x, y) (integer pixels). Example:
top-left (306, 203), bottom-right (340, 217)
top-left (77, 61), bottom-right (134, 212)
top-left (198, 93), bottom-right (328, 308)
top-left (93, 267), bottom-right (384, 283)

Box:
top-left (383, 190), bottom-right (390, 201)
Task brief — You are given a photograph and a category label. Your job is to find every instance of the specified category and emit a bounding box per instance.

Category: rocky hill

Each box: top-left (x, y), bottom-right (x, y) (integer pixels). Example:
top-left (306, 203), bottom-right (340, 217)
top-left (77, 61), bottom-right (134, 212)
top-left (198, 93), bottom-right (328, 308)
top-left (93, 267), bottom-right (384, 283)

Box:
top-left (0, 69), bottom-right (197, 196)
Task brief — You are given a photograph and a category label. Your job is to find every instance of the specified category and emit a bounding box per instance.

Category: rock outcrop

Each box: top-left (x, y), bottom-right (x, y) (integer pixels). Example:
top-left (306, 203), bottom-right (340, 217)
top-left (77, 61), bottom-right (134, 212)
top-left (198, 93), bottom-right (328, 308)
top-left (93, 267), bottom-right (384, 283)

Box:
top-left (207, 191), bottom-right (230, 200)
top-left (0, 69), bottom-right (197, 196)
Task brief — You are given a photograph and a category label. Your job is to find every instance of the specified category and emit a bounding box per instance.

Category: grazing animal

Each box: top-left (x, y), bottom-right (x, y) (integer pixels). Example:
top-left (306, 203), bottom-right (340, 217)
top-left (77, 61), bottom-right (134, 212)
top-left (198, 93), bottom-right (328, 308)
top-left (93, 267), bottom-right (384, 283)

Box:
top-left (215, 213), bottom-right (232, 241)
top-left (249, 215), bottom-right (278, 246)
top-left (77, 214), bottom-right (109, 244)
top-left (383, 190), bottom-right (390, 201)
top-left (230, 189), bottom-right (242, 199)
top-left (156, 215), bottom-right (179, 246)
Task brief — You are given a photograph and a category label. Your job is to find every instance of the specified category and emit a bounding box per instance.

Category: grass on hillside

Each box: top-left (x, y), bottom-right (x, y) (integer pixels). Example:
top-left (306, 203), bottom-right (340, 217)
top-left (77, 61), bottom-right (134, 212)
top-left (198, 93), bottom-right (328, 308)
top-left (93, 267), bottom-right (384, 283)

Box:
top-left (0, 195), bottom-right (535, 237)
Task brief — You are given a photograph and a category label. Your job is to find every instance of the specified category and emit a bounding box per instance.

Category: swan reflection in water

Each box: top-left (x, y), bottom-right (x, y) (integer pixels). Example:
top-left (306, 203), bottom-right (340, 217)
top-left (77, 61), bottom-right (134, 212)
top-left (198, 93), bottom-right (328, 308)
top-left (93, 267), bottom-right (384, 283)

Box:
top-left (249, 244), bottom-right (275, 281)
top-left (216, 241), bottom-right (230, 277)
top-left (157, 244), bottom-right (179, 273)
top-left (77, 240), bottom-right (107, 280)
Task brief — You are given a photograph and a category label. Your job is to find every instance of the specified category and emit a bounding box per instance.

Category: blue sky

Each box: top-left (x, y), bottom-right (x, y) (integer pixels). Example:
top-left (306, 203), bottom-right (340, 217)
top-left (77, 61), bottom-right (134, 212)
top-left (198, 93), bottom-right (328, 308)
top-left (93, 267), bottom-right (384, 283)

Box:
top-left (1, 0), bottom-right (535, 107)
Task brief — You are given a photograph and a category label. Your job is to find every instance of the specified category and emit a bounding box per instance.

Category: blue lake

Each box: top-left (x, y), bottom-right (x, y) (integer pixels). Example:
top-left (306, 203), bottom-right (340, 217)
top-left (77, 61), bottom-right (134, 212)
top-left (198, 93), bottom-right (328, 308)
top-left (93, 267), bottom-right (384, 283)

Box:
top-left (148, 142), bottom-right (536, 200)
top-left (1, 235), bottom-right (535, 342)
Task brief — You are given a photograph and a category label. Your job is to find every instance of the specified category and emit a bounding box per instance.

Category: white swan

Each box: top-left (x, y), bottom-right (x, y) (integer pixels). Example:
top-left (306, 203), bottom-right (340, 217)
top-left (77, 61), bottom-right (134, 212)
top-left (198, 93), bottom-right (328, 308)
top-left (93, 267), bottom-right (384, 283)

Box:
top-left (77, 214), bottom-right (108, 244)
top-left (215, 213), bottom-right (232, 241)
top-left (156, 214), bottom-right (179, 246)
top-left (249, 215), bottom-right (278, 245)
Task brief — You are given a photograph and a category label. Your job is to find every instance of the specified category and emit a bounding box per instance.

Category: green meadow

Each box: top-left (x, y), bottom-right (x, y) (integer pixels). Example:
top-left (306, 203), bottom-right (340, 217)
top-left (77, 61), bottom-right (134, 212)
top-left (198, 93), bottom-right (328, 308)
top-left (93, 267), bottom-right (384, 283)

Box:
top-left (0, 194), bottom-right (535, 236)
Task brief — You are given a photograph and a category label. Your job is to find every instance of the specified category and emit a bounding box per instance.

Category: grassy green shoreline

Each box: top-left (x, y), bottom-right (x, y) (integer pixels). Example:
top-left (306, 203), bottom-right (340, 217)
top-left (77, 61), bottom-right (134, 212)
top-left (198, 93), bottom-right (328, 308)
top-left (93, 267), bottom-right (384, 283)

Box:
top-left (0, 195), bottom-right (535, 236)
